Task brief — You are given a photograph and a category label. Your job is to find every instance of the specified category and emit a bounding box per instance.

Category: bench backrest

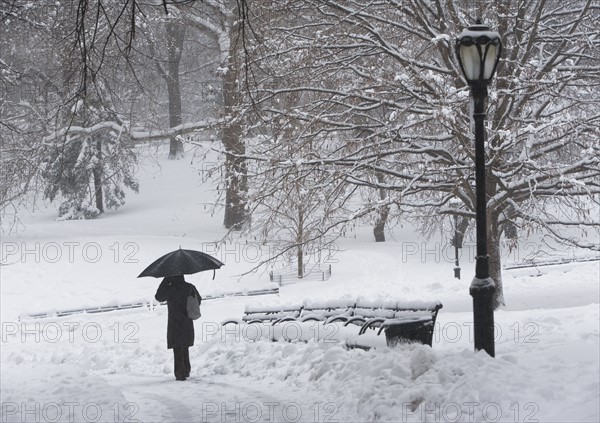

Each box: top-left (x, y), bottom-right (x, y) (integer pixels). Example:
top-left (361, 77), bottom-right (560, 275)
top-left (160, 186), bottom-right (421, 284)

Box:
top-left (243, 299), bottom-right (442, 324)
top-left (243, 304), bottom-right (302, 322)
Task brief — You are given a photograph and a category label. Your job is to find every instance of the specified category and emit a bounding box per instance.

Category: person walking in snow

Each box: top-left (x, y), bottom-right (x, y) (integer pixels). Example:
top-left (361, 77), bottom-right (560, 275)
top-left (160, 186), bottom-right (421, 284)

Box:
top-left (155, 274), bottom-right (202, 381)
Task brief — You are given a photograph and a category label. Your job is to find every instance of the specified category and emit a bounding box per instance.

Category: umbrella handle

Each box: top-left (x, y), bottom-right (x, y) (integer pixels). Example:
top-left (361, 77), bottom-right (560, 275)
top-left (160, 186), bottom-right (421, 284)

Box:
top-left (213, 269), bottom-right (216, 280)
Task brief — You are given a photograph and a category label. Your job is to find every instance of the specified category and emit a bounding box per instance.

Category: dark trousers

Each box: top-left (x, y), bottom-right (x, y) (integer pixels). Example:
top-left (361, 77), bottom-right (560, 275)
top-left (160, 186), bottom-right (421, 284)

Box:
top-left (173, 347), bottom-right (191, 379)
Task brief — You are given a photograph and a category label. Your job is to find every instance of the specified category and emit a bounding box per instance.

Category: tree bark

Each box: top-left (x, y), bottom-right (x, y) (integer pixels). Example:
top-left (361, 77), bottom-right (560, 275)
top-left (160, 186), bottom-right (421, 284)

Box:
top-left (297, 207), bottom-right (304, 278)
top-left (373, 172), bottom-right (389, 242)
top-left (222, 19), bottom-right (248, 230)
top-left (166, 20), bottom-right (185, 160)
top-left (93, 139), bottom-right (104, 213)
top-left (453, 217), bottom-right (470, 248)
top-left (222, 119), bottom-right (247, 229)
top-left (489, 222), bottom-right (505, 309)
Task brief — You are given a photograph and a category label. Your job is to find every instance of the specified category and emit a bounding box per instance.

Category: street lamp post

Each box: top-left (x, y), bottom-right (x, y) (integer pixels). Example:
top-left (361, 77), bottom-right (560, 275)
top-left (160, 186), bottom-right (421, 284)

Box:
top-left (455, 22), bottom-right (502, 357)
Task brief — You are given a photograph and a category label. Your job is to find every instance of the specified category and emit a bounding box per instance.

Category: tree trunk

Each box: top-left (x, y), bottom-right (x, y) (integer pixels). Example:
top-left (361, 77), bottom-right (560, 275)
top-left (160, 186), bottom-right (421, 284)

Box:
top-left (489, 225), bottom-right (505, 309)
top-left (297, 207), bottom-right (304, 278)
top-left (222, 122), bottom-right (247, 229)
top-left (373, 173), bottom-right (389, 242)
top-left (222, 20), bottom-right (248, 230)
top-left (297, 246), bottom-right (304, 279)
top-left (166, 20), bottom-right (185, 160)
top-left (297, 242), bottom-right (304, 279)
top-left (93, 139), bottom-right (104, 213)
top-left (452, 217), bottom-right (470, 248)
top-left (373, 213), bottom-right (388, 242)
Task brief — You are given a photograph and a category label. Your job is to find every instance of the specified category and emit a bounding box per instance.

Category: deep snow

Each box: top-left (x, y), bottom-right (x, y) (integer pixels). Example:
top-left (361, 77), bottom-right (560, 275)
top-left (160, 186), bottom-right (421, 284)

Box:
top-left (1, 148), bottom-right (599, 422)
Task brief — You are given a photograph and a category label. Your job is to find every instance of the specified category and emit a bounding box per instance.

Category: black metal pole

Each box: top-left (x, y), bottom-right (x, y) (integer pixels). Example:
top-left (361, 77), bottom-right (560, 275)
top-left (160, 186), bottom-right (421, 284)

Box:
top-left (469, 83), bottom-right (496, 357)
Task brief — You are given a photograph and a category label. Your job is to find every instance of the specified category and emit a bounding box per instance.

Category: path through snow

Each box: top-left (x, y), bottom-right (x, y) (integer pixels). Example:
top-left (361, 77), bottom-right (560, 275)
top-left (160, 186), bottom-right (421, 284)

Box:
top-left (104, 373), bottom-right (349, 423)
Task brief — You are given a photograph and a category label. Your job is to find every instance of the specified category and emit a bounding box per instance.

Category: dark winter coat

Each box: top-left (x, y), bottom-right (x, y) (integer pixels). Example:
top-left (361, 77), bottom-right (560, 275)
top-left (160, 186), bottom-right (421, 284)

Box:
top-left (155, 275), bottom-right (202, 349)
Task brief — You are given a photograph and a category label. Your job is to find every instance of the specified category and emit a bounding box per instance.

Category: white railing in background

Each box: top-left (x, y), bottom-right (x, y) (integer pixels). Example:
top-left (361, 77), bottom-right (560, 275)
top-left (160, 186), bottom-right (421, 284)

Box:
top-left (18, 287), bottom-right (279, 321)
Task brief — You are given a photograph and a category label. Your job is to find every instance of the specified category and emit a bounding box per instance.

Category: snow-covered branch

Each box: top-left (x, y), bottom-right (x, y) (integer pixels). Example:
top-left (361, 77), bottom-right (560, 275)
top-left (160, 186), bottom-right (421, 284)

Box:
top-left (42, 119), bottom-right (222, 145)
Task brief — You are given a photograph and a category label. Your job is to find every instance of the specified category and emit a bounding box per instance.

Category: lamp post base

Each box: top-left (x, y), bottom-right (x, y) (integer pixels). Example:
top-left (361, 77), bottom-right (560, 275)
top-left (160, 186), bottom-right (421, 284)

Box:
top-left (470, 277), bottom-right (496, 357)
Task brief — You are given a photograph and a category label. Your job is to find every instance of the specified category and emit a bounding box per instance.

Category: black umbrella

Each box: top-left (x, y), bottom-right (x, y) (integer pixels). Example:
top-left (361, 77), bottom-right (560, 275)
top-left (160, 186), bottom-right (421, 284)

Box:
top-left (138, 248), bottom-right (224, 278)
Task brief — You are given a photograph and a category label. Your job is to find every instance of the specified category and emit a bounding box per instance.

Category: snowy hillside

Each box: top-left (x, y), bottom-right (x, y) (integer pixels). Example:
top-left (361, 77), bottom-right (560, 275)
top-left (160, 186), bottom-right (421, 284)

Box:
top-left (1, 151), bottom-right (599, 422)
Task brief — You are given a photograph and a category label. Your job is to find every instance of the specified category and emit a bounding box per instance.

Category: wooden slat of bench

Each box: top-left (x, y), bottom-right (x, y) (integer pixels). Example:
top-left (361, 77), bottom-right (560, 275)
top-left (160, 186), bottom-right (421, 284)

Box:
top-left (300, 308), bottom-right (353, 320)
top-left (353, 307), bottom-right (396, 319)
top-left (242, 310), bottom-right (300, 322)
top-left (245, 304), bottom-right (302, 313)
top-left (392, 310), bottom-right (434, 319)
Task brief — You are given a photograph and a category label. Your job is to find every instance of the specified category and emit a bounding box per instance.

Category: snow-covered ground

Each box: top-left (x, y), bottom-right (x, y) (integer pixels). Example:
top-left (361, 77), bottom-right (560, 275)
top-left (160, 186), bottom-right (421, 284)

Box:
top-left (1, 150), bottom-right (599, 422)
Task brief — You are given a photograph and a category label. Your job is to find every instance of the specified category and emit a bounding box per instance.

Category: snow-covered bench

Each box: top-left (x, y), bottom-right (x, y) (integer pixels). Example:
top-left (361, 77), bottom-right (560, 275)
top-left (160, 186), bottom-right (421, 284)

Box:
top-left (222, 298), bottom-right (443, 347)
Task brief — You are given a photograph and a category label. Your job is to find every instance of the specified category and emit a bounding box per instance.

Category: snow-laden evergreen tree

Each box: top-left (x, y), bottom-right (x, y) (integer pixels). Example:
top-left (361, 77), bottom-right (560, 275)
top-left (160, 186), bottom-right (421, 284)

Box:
top-left (42, 93), bottom-right (139, 220)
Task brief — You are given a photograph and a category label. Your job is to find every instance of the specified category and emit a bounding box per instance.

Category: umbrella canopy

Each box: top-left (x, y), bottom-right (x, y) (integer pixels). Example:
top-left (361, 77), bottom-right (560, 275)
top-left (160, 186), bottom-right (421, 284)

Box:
top-left (138, 248), bottom-right (224, 278)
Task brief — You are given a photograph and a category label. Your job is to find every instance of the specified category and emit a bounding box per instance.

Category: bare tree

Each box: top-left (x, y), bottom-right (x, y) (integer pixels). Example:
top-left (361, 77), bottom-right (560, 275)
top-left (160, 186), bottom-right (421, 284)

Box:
top-left (159, 0), bottom-right (250, 229)
top-left (163, 15), bottom-right (187, 159)
top-left (244, 120), bottom-right (359, 277)
top-left (241, 0), bottom-right (600, 308)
